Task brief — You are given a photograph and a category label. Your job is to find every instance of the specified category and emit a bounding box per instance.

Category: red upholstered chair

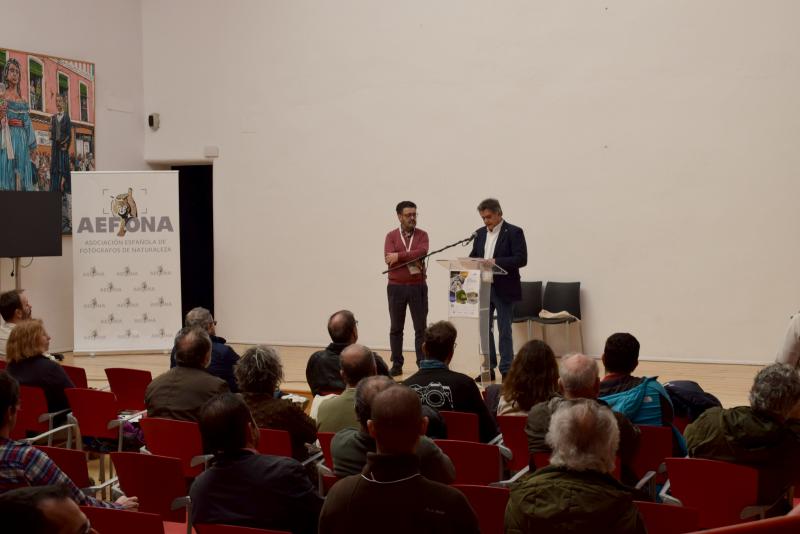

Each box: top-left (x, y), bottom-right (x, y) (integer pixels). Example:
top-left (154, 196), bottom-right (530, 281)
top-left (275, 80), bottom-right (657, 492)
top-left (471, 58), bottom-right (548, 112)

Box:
top-left (673, 415), bottom-right (690, 435)
top-left (195, 524), bottom-right (290, 533)
top-left (434, 439), bottom-right (503, 485)
top-left (634, 501), bottom-right (699, 534)
top-left (80, 506), bottom-right (167, 534)
top-left (105, 367), bottom-right (152, 411)
top-left (13, 386), bottom-right (69, 442)
top-left (631, 425), bottom-right (673, 482)
top-left (256, 428), bottom-right (292, 458)
top-left (140, 417), bottom-right (205, 478)
top-left (454, 484), bottom-right (510, 534)
top-left (36, 445), bottom-right (93, 488)
top-left (664, 457), bottom-right (762, 529)
top-left (61, 364), bottom-right (89, 389)
top-left (440, 411), bottom-right (480, 442)
top-left (496, 415), bottom-right (528, 472)
top-left (697, 514), bottom-right (800, 533)
top-left (317, 431), bottom-right (335, 469)
top-left (0, 360), bottom-right (6, 370)
top-left (111, 452), bottom-right (189, 523)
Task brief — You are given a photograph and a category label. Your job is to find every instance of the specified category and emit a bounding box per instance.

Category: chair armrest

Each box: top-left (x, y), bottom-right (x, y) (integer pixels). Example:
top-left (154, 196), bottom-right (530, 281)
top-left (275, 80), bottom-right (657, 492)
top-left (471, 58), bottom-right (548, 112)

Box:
top-left (634, 470), bottom-right (657, 501)
top-left (83, 476), bottom-right (119, 495)
top-left (658, 480), bottom-right (683, 506)
top-left (301, 451), bottom-right (324, 468)
top-left (489, 434), bottom-right (504, 446)
top-left (171, 496), bottom-right (193, 534)
top-left (491, 465), bottom-right (530, 488)
top-left (22, 423), bottom-right (78, 446)
top-left (190, 454), bottom-right (214, 468)
top-left (36, 408), bottom-right (70, 424)
top-left (498, 443), bottom-right (513, 462)
top-left (107, 410), bottom-right (147, 430)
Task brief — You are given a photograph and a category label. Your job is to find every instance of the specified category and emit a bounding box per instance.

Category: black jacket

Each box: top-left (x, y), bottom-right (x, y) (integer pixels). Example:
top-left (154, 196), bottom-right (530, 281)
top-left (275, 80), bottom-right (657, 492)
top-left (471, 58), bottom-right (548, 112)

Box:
top-left (469, 220), bottom-right (527, 302)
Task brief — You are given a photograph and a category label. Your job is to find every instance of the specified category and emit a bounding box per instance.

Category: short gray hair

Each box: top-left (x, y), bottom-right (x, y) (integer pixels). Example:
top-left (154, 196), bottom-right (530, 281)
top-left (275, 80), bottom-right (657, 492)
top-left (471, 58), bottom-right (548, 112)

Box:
top-left (235, 345), bottom-right (284, 393)
top-left (559, 353), bottom-right (599, 393)
top-left (749, 363), bottom-right (800, 418)
top-left (546, 399), bottom-right (619, 473)
top-left (185, 307), bottom-right (214, 329)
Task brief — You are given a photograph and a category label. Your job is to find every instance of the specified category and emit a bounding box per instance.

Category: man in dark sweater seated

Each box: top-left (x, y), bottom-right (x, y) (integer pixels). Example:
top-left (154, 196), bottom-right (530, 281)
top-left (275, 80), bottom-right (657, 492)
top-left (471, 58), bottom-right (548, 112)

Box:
top-left (189, 393), bottom-right (322, 533)
top-left (320, 385), bottom-right (479, 534)
top-left (404, 321), bottom-right (497, 442)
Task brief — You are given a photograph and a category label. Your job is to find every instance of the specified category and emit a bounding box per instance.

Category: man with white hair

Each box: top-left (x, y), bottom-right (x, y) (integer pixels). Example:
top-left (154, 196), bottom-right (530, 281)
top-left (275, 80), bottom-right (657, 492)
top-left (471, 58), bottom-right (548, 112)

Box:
top-left (170, 307), bottom-right (240, 391)
top-left (525, 353), bottom-right (640, 484)
top-left (506, 399), bottom-right (646, 533)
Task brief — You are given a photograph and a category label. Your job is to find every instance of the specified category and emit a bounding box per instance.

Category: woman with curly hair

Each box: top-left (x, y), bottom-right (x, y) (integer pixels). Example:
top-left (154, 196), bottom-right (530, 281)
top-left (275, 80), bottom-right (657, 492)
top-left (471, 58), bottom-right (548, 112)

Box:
top-left (235, 345), bottom-right (316, 460)
top-left (496, 340), bottom-right (559, 416)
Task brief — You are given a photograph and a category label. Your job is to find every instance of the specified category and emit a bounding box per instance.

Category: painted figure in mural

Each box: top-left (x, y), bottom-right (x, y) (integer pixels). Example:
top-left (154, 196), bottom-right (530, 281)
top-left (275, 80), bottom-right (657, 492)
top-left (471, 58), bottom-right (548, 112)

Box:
top-left (50, 94), bottom-right (72, 193)
top-left (0, 59), bottom-right (37, 191)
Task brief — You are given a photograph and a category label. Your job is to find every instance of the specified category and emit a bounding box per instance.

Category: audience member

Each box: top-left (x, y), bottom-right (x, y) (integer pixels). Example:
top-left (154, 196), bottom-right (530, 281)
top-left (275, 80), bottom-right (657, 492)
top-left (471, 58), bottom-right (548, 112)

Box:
top-left (331, 375), bottom-right (455, 483)
top-left (190, 393), bottom-right (322, 533)
top-left (305, 310), bottom-right (389, 397)
top-left (685, 363), bottom-right (800, 505)
top-left (599, 332), bottom-right (685, 454)
top-left (0, 485), bottom-right (95, 534)
top-left (236, 345), bottom-right (316, 461)
top-left (320, 385), bottom-right (479, 534)
top-left (506, 399), bottom-right (646, 534)
top-left (0, 371), bottom-right (137, 509)
top-left (526, 353), bottom-right (641, 484)
top-left (317, 344), bottom-right (376, 433)
top-left (487, 339), bottom-right (559, 416)
top-left (776, 311), bottom-right (800, 367)
top-left (5, 320), bottom-right (73, 415)
top-left (404, 321), bottom-right (497, 442)
top-left (170, 307), bottom-right (240, 392)
top-left (145, 327), bottom-right (228, 422)
top-left (0, 290), bottom-right (32, 358)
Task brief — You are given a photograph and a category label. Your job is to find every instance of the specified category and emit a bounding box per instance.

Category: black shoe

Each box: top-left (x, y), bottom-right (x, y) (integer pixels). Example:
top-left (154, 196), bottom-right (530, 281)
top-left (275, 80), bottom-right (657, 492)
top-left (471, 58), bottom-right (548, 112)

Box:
top-left (390, 365), bottom-right (403, 377)
top-left (474, 370), bottom-right (496, 383)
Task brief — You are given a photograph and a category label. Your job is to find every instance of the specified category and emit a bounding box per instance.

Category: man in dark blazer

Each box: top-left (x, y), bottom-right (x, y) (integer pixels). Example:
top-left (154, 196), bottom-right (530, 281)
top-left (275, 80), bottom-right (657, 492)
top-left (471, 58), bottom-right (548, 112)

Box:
top-left (469, 198), bottom-right (527, 380)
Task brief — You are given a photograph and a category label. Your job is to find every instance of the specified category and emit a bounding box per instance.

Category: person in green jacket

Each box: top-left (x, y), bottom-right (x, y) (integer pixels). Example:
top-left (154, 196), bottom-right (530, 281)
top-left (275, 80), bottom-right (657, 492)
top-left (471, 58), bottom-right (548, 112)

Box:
top-left (506, 399), bottom-right (646, 534)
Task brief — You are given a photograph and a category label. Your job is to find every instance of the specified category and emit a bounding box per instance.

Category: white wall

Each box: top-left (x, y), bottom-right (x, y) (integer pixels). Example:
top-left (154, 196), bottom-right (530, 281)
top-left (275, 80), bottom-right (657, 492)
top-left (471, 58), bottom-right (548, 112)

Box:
top-left (0, 0), bottom-right (149, 351)
top-left (142, 0), bottom-right (800, 364)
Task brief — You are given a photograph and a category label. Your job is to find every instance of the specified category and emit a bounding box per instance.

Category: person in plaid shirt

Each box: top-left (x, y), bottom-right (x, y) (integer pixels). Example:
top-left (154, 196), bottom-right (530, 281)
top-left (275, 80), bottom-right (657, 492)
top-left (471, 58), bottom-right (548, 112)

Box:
top-left (0, 371), bottom-right (138, 509)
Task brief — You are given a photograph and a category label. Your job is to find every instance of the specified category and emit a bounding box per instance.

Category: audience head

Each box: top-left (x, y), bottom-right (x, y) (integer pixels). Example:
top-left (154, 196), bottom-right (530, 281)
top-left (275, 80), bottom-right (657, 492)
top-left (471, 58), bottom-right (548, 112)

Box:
top-left (559, 353), bottom-right (601, 399)
top-left (547, 399), bottom-right (619, 474)
top-left (0, 289), bottom-right (31, 324)
top-left (501, 340), bottom-right (558, 411)
top-left (235, 345), bottom-right (284, 394)
top-left (0, 485), bottom-right (94, 534)
top-left (367, 384), bottom-right (427, 455)
top-left (5, 319), bottom-right (49, 363)
top-left (0, 371), bottom-right (20, 431)
top-left (422, 321), bottom-right (457, 363)
top-left (602, 333), bottom-right (640, 375)
top-left (354, 375), bottom-right (395, 429)
top-left (749, 363), bottom-right (800, 420)
top-left (184, 307), bottom-right (216, 335)
top-left (199, 392), bottom-right (257, 455)
top-left (173, 326), bottom-right (212, 368)
top-left (340, 344), bottom-right (377, 387)
top-left (327, 310), bottom-right (358, 344)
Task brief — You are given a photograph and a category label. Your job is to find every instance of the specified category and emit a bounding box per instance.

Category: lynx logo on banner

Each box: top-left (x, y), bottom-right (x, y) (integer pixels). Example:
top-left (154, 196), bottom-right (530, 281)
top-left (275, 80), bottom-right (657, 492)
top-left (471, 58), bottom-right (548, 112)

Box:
top-left (72, 171), bottom-right (182, 353)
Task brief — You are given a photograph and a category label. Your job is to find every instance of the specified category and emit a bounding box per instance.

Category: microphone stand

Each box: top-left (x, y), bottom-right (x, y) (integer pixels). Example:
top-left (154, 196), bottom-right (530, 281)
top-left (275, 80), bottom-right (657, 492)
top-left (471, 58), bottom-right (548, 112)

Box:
top-left (382, 234), bottom-right (475, 275)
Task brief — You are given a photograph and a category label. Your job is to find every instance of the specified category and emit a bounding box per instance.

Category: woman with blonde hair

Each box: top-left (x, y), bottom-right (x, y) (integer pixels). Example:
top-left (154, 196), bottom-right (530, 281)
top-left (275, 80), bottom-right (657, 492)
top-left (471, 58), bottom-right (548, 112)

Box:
top-left (6, 319), bottom-right (74, 413)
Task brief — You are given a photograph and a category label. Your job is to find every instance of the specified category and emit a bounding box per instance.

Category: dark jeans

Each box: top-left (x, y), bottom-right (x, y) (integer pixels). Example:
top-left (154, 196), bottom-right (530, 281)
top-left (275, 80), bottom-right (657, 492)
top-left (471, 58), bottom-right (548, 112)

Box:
top-left (489, 286), bottom-right (514, 375)
top-left (387, 284), bottom-right (428, 367)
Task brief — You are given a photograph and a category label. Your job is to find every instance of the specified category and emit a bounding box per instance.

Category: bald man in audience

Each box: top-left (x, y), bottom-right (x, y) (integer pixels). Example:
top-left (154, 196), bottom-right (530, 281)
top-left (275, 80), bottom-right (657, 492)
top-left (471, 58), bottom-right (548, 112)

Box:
top-left (320, 385), bottom-right (479, 534)
top-left (316, 344), bottom-right (377, 433)
top-left (526, 353), bottom-right (641, 484)
top-left (330, 375), bottom-right (455, 483)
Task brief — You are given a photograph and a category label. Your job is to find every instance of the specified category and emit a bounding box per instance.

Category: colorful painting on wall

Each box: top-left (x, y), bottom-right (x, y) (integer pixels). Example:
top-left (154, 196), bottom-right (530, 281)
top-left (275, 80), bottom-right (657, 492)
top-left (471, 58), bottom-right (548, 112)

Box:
top-left (0, 47), bottom-right (96, 234)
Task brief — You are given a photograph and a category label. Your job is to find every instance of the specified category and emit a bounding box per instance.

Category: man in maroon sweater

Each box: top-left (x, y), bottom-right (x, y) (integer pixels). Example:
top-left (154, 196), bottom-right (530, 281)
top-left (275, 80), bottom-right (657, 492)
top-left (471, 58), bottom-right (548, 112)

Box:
top-left (384, 201), bottom-right (429, 377)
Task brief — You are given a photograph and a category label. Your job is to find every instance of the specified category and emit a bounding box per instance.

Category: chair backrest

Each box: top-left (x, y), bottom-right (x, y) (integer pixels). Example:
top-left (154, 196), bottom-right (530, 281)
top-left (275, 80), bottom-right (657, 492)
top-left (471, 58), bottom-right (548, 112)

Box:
top-left (631, 425), bottom-right (674, 481)
top-left (257, 428), bottom-right (292, 458)
top-left (673, 415), bottom-right (690, 435)
top-left (105, 367), bottom-right (152, 411)
top-left (634, 501), bottom-right (699, 534)
top-left (434, 439), bottom-right (503, 485)
top-left (542, 282), bottom-right (581, 319)
top-left (664, 457), bottom-right (760, 529)
top-left (699, 514), bottom-right (800, 533)
top-left (14, 385), bottom-right (50, 438)
top-left (35, 446), bottom-right (92, 488)
top-left (496, 415), bottom-right (528, 472)
top-left (110, 452), bottom-right (188, 522)
top-left (61, 364), bottom-right (89, 389)
top-left (512, 281), bottom-right (543, 321)
top-left (440, 411), bottom-right (480, 442)
top-left (140, 417), bottom-right (204, 478)
top-left (65, 388), bottom-right (119, 440)
top-left (454, 484), bottom-right (510, 534)
top-left (80, 505), bottom-right (166, 534)
top-left (0, 359), bottom-right (6, 370)
top-left (195, 524), bottom-right (291, 534)
top-left (317, 431), bottom-right (335, 468)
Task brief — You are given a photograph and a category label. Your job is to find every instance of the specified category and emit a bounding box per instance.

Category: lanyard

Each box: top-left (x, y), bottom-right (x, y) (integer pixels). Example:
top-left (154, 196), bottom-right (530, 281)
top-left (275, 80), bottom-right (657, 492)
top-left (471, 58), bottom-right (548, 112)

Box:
top-left (399, 227), bottom-right (414, 252)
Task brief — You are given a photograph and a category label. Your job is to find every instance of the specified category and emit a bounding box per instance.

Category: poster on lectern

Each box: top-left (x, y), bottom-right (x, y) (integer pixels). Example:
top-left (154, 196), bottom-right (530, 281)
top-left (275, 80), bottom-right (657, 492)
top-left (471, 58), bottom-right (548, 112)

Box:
top-left (71, 171), bottom-right (182, 353)
top-left (448, 269), bottom-right (481, 318)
